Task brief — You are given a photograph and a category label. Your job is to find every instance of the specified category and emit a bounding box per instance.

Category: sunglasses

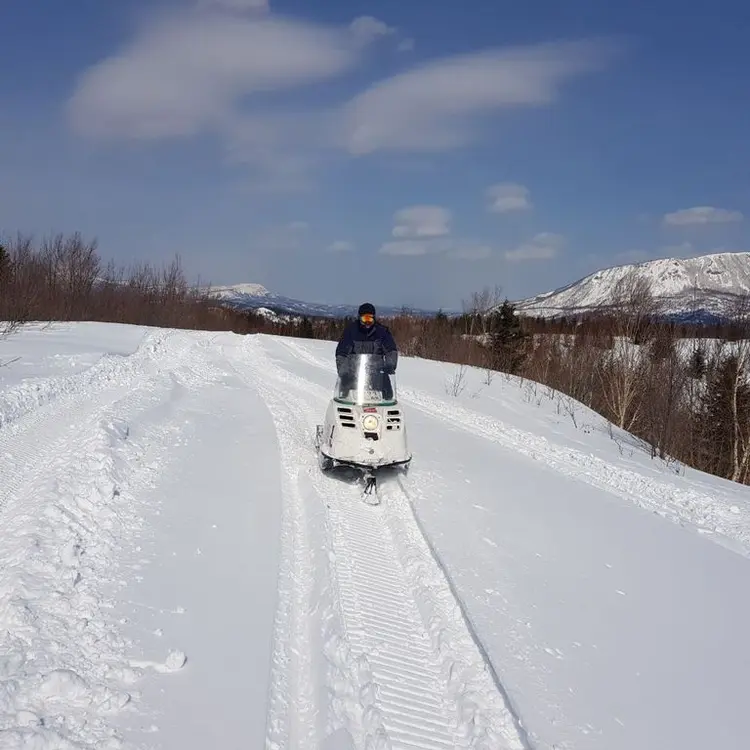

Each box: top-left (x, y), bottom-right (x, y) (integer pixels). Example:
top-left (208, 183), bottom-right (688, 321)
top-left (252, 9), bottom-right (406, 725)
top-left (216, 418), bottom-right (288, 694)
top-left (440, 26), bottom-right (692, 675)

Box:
top-left (359, 313), bottom-right (375, 324)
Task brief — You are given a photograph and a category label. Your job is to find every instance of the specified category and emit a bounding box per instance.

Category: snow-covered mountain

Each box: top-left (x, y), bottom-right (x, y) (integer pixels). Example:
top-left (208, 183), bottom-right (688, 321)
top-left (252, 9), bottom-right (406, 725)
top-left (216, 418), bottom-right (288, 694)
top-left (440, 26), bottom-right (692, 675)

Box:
top-left (516, 252), bottom-right (750, 322)
top-left (206, 282), bottom-right (439, 319)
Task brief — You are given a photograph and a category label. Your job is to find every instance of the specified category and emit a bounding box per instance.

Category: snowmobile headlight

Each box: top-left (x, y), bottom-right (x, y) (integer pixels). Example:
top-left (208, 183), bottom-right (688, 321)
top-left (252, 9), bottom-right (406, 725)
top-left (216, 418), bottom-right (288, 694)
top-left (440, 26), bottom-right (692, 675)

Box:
top-left (362, 414), bottom-right (379, 431)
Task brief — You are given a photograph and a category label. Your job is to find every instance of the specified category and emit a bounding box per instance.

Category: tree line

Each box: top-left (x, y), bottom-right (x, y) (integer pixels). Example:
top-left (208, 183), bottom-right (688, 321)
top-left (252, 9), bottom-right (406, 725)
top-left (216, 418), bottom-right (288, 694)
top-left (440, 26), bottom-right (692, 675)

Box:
top-left (2, 232), bottom-right (749, 485)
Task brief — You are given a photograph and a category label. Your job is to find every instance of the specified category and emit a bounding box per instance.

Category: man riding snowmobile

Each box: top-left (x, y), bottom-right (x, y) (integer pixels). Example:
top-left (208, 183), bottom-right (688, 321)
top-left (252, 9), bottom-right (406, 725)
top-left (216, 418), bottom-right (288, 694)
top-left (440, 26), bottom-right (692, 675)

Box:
top-left (335, 303), bottom-right (398, 399)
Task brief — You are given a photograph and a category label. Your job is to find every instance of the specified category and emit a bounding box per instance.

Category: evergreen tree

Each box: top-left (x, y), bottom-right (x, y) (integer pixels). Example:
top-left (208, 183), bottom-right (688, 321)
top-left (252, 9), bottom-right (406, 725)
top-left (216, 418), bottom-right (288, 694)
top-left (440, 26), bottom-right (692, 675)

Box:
top-left (488, 300), bottom-right (527, 373)
top-left (298, 316), bottom-right (314, 339)
top-left (688, 345), bottom-right (707, 379)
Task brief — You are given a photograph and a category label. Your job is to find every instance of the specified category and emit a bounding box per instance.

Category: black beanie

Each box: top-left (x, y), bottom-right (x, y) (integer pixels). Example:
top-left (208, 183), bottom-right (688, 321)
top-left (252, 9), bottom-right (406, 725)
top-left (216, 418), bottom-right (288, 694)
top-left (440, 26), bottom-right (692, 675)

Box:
top-left (358, 302), bottom-right (376, 317)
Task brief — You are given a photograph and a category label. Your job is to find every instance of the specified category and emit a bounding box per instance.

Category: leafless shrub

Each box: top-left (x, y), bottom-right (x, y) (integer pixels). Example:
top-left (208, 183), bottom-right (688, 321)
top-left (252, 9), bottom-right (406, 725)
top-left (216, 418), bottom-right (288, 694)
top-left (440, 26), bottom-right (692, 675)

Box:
top-left (446, 365), bottom-right (468, 397)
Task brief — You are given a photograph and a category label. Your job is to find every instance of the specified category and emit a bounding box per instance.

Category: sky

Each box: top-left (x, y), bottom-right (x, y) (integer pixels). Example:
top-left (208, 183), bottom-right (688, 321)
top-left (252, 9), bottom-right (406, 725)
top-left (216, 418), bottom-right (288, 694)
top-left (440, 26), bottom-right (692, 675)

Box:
top-left (1, 0), bottom-right (748, 310)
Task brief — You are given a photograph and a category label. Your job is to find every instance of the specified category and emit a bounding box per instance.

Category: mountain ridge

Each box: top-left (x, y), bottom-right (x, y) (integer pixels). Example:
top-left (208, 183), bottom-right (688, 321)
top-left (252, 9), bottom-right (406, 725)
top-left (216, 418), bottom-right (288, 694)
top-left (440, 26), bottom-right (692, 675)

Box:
top-left (514, 251), bottom-right (750, 322)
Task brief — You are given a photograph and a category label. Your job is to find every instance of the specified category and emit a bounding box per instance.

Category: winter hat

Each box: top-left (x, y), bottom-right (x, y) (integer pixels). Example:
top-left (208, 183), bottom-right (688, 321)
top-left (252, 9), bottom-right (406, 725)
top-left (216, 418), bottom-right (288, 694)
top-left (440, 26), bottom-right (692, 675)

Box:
top-left (358, 302), bottom-right (376, 317)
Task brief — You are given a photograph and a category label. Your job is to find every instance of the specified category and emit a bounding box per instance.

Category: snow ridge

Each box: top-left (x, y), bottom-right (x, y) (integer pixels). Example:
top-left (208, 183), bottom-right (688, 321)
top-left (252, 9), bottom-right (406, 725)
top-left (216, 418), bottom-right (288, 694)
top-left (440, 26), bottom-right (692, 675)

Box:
top-left (239, 337), bottom-right (525, 750)
top-left (0, 331), bottom-right (222, 748)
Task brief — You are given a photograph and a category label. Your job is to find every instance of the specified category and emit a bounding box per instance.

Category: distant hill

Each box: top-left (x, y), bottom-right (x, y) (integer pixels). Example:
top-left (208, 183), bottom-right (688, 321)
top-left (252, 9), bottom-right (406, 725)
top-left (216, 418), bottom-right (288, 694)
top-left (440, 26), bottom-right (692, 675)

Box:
top-left (514, 252), bottom-right (750, 323)
top-left (206, 284), bottom-right (440, 319)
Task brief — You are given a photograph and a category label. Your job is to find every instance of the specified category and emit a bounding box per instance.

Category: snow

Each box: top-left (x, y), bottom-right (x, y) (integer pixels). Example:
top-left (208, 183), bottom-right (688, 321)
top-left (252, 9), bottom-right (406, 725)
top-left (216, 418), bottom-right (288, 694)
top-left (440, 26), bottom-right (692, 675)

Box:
top-left (208, 283), bottom-right (271, 298)
top-left (516, 251), bottom-right (750, 319)
top-left (1, 323), bottom-right (749, 750)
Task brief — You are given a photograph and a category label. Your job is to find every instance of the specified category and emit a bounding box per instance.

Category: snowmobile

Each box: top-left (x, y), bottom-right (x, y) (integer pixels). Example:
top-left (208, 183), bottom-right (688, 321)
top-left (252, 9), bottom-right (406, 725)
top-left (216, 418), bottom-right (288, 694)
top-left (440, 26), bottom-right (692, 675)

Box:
top-left (315, 353), bottom-right (411, 501)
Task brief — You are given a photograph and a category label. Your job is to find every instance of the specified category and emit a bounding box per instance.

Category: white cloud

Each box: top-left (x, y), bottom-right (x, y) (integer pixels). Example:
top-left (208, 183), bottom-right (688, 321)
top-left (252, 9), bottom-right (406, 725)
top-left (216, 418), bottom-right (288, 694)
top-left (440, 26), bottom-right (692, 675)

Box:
top-left (486, 182), bottom-right (532, 213)
top-left (663, 206), bottom-right (744, 226)
top-left (327, 240), bottom-right (354, 253)
top-left (505, 232), bottom-right (565, 262)
top-left (197, 0), bottom-right (270, 11)
top-left (392, 205), bottom-right (451, 238)
top-left (397, 38), bottom-right (415, 53)
top-left (344, 39), bottom-right (617, 154)
top-left (67, 14), bottom-right (355, 140)
top-left (350, 16), bottom-right (395, 44)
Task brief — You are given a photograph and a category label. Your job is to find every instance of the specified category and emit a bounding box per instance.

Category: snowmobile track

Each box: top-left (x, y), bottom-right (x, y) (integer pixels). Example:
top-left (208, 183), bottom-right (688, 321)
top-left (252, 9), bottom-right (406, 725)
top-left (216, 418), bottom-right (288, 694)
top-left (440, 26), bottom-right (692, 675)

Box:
top-left (239, 337), bottom-right (526, 750)
top-left (272, 336), bottom-right (750, 557)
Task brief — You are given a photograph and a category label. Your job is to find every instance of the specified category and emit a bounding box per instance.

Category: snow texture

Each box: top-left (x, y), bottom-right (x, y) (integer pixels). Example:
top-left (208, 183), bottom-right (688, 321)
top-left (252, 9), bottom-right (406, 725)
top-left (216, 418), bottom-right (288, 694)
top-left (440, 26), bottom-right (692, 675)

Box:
top-left (1, 323), bottom-right (749, 749)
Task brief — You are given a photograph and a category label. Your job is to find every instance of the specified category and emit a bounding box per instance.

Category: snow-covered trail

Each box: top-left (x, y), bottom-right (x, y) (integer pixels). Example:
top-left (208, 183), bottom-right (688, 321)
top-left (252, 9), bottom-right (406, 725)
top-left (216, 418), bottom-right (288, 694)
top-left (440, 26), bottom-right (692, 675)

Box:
top-left (2, 325), bottom-right (749, 750)
top-left (255, 334), bottom-right (750, 750)
top-left (270, 336), bottom-right (750, 557)
top-left (232, 337), bottom-right (526, 750)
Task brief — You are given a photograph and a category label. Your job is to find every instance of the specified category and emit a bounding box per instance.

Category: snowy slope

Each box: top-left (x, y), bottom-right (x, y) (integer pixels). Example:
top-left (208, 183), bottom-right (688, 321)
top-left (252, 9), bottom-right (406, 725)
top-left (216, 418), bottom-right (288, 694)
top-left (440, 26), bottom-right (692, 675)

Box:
top-left (516, 251), bottom-right (750, 320)
top-left (1, 324), bottom-right (749, 750)
top-left (206, 282), bottom-right (440, 319)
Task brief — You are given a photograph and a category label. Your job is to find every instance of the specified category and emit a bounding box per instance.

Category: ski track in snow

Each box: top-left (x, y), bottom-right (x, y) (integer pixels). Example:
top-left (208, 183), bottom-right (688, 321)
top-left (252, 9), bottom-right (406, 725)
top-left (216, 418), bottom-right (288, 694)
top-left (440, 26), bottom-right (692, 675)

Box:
top-left (0, 331), bottom-right (225, 749)
top-left (235, 337), bottom-right (526, 750)
top-left (274, 337), bottom-right (750, 558)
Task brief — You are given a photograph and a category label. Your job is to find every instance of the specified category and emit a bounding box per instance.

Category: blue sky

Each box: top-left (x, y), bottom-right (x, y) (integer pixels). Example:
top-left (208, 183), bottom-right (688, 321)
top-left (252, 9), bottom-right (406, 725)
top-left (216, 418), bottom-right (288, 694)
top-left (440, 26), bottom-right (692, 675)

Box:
top-left (1, 0), bottom-right (748, 309)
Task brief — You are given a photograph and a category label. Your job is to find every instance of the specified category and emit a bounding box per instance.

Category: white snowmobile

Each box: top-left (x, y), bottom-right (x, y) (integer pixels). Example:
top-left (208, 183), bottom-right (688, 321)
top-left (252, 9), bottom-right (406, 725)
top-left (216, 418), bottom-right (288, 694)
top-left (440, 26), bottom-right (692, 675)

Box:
top-left (315, 352), bottom-right (411, 500)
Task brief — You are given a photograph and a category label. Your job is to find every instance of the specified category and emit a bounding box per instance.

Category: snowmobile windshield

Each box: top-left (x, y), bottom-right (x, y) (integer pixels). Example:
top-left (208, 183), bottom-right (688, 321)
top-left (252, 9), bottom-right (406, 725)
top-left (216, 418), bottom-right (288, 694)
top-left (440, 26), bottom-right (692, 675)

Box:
top-left (334, 353), bottom-right (397, 406)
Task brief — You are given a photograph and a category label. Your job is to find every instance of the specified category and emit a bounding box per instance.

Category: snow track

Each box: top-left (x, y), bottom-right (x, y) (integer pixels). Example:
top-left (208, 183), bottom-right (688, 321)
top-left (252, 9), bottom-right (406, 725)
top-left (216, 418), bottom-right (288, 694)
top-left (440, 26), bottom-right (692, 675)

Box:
top-left (272, 337), bottom-right (750, 557)
top-left (236, 338), bottom-right (525, 750)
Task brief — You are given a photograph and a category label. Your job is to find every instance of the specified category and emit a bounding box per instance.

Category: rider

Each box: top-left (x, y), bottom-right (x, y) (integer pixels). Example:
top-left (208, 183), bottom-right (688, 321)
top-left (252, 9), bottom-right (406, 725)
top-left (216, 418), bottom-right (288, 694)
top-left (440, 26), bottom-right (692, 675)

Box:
top-left (336, 303), bottom-right (398, 397)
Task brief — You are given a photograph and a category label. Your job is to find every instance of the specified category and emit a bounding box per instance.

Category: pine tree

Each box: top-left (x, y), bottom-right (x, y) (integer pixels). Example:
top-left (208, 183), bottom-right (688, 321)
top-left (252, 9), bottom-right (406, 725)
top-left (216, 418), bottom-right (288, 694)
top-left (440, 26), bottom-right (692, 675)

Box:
top-left (688, 345), bottom-right (707, 379)
top-left (488, 300), bottom-right (527, 373)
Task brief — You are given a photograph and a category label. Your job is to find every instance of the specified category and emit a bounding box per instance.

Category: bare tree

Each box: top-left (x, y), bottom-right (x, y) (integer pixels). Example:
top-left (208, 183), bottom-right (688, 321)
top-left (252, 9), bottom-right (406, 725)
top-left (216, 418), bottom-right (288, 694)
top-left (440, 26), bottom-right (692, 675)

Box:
top-left (726, 294), bottom-right (750, 482)
top-left (595, 272), bottom-right (660, 431)
top-left (462, 285), bottom-right (503, 337)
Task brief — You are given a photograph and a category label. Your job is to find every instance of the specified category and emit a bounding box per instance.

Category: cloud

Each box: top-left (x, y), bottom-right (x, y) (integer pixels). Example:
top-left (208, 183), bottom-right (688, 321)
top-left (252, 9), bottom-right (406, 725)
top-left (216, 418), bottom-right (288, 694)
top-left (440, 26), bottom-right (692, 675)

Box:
top-left (392, 205), bottom-right (451, 238)
top-left (505, 232), bottom-right (565, 262)
top-left (344, 39), bottom-right (618, 154)
top-left (67, 14), bottom-right (355, 140)
top-left (398, 38), bottom-right (415, 53)
top-left (327, 240), bottom-right (354, 253)
top-left (197, 0), bottom-right (270, 11)
top-left (662, 206), bottom-right (744, 226)
top-left (350, 16), bottom-right (395, 44)
top-left (486, 182), bottom-right (532, 213)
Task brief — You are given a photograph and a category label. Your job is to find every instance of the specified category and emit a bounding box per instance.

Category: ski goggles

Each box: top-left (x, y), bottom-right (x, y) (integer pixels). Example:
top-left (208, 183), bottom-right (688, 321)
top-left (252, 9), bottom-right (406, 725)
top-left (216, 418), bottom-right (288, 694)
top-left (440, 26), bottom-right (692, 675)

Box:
top-left (359, 313), bottom-right (375, 325)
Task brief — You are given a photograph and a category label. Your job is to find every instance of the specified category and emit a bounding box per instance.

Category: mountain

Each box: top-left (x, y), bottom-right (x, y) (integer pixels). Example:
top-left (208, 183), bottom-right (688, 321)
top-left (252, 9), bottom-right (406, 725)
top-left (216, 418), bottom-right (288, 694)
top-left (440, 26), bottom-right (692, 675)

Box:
top-left (515, 252), bottom-right (750, 322)
top-left (206, 283), bottom-right (439, 319)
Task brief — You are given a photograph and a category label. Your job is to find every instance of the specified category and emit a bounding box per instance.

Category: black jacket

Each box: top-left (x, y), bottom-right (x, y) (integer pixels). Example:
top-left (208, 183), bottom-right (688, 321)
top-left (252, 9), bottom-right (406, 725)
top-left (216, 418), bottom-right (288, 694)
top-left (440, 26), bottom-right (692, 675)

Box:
top-left (335, 321), bottom-right (398, 375)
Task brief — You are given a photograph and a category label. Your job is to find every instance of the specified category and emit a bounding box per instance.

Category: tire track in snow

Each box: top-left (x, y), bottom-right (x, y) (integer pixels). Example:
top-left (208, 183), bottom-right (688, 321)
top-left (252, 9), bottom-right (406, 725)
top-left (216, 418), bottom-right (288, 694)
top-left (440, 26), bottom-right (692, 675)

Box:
top-left (236, 336), bottom-right (526, 750)
top-left (273, 337), bottom-right (750, 558)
